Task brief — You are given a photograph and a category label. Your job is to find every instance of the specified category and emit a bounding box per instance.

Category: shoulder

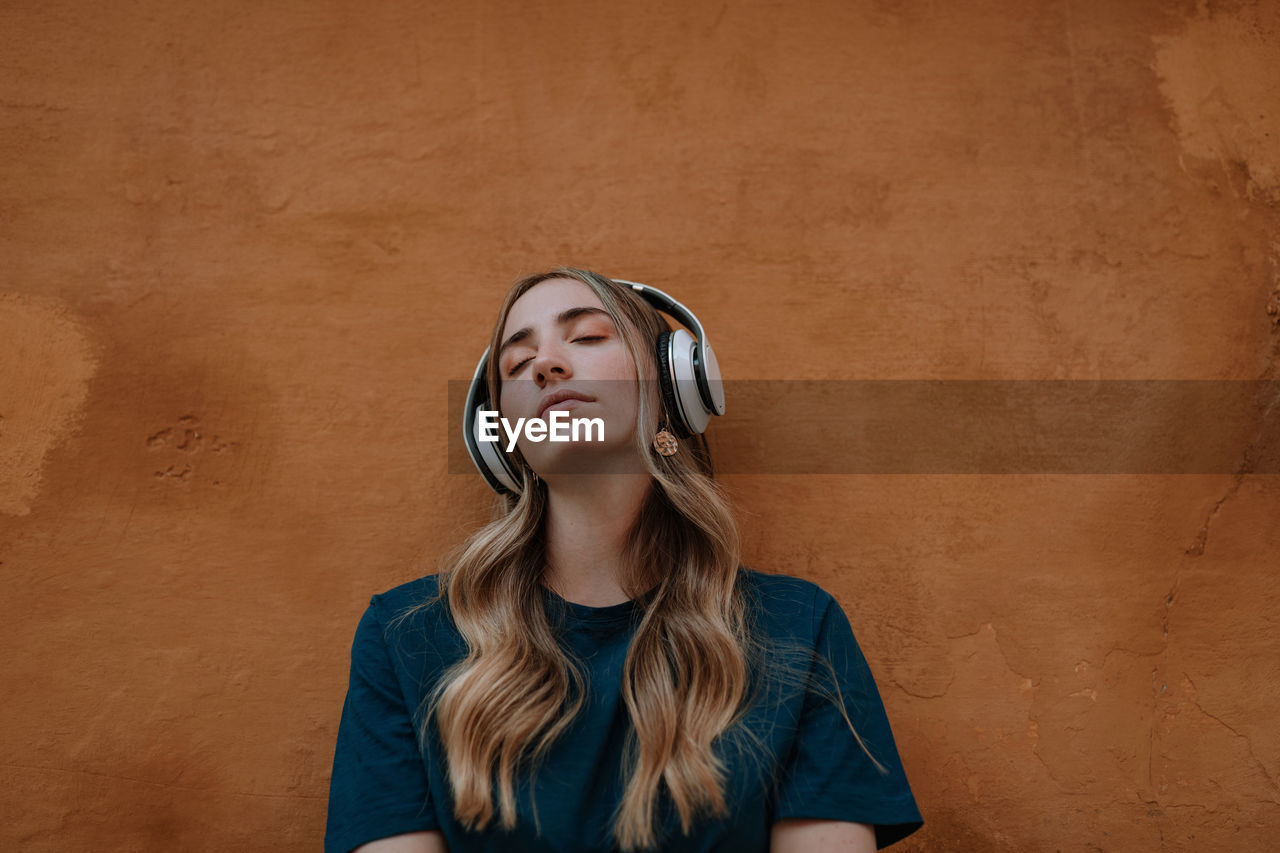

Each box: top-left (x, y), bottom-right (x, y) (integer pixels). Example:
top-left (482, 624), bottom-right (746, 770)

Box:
top-left (375, 571), bottom-right (442, 601)
top-left (354, 573), bottom-right (464, 668)
top-left (738, 564), bottom-right (821, 601)
top-left (737, 565), bottom-right (840, 641)
top-left (368, 572), bottom-right (444, 619)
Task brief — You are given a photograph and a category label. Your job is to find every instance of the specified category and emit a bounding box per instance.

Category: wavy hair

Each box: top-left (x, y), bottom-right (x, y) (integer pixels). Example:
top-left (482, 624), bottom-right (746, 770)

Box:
top-left (393, 268), bottom-right (882, 850)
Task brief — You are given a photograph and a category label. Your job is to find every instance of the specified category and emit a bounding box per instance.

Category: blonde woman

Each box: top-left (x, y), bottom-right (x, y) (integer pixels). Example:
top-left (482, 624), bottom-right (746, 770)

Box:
top-left (324, 269), bottom-right (923, 852)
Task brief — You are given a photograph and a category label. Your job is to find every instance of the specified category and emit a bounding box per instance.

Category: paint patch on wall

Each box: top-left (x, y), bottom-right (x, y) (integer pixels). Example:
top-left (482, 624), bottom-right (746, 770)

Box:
top-left (1152, 4), bottom-right (1280, 203)
top-left (0, 292), bottom-right (97, 516)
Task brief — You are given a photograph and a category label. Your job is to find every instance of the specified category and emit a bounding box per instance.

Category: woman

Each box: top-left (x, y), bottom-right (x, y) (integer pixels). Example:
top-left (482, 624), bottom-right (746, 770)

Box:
top-left (325, 269), bottom-right (923, 852)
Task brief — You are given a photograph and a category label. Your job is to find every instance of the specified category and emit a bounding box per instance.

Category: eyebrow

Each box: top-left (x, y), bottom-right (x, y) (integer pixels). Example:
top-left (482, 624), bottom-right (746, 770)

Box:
top-left (497, 306), bottom-right (613, 360)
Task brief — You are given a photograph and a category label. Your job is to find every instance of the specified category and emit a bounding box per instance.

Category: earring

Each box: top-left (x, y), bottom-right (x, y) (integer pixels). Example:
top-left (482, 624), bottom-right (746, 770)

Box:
top-left (652, 422), bottom-right (679, 457)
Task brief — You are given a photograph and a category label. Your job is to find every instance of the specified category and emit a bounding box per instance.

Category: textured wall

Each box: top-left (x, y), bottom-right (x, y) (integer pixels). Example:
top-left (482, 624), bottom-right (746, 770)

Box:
top-left (2, 0), bottom-right (1277, 850)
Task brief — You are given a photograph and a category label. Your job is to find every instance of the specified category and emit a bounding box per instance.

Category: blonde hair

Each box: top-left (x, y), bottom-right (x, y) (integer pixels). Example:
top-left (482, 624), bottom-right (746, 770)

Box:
top-left (394, 268), bottom-right (882, 849)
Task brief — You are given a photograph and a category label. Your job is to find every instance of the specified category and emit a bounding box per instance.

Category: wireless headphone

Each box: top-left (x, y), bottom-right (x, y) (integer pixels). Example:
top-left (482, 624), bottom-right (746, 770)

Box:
top-left (463, 278), bottom-right (726, 496)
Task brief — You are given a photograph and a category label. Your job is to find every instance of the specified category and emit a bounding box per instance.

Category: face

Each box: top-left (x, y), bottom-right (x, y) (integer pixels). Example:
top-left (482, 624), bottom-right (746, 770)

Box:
top-left (496, 278), bottom-right (656, 476)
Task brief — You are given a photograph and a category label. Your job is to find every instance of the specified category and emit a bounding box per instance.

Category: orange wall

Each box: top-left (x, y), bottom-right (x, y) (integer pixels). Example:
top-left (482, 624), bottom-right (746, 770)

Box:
top-left (2, 0), bottom-right (1278, 849)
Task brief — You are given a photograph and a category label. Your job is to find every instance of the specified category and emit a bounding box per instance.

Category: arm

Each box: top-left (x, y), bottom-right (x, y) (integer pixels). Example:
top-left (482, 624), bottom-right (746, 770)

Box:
top-left (354, 830), bottom-right (449, 853)
top-left (326, 601), bottom-right (443, 853)
top-left (772, 819), bottom-right (876, 853)
top-left (769, 586), bottom-right (924, 849)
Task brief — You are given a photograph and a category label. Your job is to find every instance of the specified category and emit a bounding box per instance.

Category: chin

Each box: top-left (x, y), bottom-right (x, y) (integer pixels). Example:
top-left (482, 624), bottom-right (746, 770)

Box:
top-left (529, 445), bottom-right (647, 477)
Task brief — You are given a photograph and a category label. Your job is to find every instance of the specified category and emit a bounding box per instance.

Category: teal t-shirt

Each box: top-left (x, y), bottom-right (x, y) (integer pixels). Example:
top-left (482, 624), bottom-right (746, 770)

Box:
top-left (324, 567), bottom-right (923, 852)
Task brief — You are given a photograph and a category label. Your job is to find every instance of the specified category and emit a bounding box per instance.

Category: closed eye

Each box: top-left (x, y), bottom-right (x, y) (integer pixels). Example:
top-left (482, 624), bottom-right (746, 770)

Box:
top-left (506, 336), bottom-right (606, 377)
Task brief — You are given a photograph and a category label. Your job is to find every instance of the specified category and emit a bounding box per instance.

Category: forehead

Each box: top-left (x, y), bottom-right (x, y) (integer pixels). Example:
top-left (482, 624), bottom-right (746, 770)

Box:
top-left (501, 278), bottom-right (605, 335)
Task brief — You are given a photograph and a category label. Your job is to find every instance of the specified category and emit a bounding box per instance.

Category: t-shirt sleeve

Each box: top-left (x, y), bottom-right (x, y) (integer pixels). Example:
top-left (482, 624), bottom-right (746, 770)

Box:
top-left (324, 597), bottom-right (440, 853)
top-left (773, 586), bottom-right (924, 849)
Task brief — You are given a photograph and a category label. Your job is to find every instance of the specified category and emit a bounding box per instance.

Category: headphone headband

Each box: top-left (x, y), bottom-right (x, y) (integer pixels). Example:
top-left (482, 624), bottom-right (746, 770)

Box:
top-left (611, 279), bottom-right (725, 418)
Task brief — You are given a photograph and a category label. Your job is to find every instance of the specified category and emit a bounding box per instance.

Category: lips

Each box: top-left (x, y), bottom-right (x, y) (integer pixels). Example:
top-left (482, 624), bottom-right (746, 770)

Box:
top-left (537, 388), bottom-right (596, 420)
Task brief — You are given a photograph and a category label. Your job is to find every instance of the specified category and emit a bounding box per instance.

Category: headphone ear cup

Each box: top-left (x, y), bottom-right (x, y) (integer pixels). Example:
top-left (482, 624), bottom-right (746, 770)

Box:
top-left (477, 409), bottom-right (521, 494)
top-left (655, 330), bottom-right (692, 439)
top-left (467, 400), bottom-right (522, 495)
top-left (463, 349), bottom-right (522, 496)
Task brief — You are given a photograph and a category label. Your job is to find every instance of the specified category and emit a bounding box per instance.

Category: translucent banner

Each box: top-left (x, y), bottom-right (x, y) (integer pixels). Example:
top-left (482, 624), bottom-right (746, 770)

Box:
top-left (447, 380), bottom-right (1280, 475)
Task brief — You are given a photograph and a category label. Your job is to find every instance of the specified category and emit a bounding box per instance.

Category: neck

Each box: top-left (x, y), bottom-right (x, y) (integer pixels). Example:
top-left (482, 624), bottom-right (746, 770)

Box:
top-left (542, 473), bottom-right (653, 607)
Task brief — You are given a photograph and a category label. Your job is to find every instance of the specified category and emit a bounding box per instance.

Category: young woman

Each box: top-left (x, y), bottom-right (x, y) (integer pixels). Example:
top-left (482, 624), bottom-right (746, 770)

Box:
top-left (324, 269), bottom-right (923, 852)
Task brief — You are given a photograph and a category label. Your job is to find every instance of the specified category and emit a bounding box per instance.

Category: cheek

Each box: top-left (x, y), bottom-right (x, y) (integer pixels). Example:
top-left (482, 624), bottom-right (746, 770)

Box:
top-left (609, 352), bottom-right (642, 414)
top-left (498, 381), bottom-right (533, 417)
top-left (606, 344), bottom-right (639, 382)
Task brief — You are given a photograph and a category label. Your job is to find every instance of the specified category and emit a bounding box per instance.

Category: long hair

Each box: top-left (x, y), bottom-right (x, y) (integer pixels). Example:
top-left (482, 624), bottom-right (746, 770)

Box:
top-left (394, 268), bottom-right (880, 850)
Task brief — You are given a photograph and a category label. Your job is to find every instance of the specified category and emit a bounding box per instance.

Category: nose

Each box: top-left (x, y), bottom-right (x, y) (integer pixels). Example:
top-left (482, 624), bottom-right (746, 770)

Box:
top-left (530, 343), bottom-right (572, 386)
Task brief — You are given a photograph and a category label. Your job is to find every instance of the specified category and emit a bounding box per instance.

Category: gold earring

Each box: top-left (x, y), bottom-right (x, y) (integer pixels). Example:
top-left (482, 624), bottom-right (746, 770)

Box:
top-left (652, 422), bottom-right (679, 457)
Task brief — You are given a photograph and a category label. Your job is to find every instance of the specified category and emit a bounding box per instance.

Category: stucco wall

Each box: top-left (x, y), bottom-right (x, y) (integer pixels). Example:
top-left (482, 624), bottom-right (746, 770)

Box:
top-left (2, 0), bottom-right (1277, 850)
